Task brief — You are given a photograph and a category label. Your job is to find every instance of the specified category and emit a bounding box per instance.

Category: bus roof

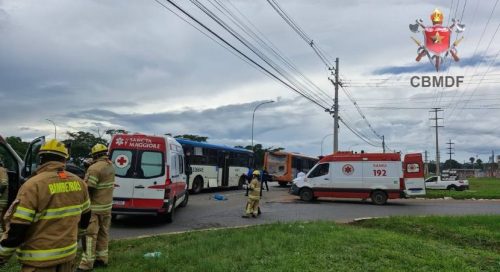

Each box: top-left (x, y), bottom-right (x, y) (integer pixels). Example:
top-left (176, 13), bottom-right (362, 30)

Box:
top-left (268, 151), bottom-right (318, 160)
top-left (320, 152), bottom-right (401, 162)
top-left (175, 138), bottom-right (253, 154)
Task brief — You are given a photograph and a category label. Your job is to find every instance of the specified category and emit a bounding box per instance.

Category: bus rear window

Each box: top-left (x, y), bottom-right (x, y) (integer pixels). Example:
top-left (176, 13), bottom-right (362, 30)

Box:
top-left (267, 154), bottom-right (287, 175)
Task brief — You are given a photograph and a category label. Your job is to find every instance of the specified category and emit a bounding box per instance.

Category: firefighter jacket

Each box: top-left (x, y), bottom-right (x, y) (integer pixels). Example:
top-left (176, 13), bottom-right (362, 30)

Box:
top-left (85, 156), bottom-right (115, 214)
top-left (0, 161), bottom-right (90, 267)
top-left (248, 177), bottom-right (261, 200)
top-left (0, 166), bottom-right (8, 208)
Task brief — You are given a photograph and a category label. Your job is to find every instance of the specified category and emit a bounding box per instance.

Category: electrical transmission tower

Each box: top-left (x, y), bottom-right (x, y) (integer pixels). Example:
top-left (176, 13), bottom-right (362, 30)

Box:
top-left (430, 108), bottom-right (444, 176)
top-left (446, 139), bottom-right (454, 169)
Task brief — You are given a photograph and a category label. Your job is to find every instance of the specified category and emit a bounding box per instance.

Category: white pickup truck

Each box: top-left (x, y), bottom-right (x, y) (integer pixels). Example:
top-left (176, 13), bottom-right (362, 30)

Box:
top-left (425, 176), bottom-right (469, 191)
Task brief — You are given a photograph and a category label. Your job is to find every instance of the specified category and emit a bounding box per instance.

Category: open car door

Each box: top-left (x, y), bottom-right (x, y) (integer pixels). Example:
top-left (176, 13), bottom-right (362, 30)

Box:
top-left (21, 136), bottom-right (45, 179)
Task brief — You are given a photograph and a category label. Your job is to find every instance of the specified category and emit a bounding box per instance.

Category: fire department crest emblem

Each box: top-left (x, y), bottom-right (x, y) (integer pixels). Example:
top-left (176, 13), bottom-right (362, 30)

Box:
top-left (342, 164), bottom-right (354, 176)
top-left (409, 8), bottom-right (465, 71)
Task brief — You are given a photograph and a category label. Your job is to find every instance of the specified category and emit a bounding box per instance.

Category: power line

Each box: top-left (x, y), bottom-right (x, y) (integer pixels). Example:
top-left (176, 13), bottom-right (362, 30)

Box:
top-left (153, 0), bottom-right (330, 111)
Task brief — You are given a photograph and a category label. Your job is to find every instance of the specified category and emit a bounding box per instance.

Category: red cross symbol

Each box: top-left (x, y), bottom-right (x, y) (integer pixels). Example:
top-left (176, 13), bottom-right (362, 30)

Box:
top-left (115, 155), bottom-right (129, 168)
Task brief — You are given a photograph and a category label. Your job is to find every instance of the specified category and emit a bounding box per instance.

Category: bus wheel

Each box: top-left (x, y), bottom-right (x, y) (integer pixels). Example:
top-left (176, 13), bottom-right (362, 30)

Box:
top-left (165, 199), bottom-right (176, 223)
top-left (192, 176), bottom-right (203, 194)
top-left (371, 190), bottom-right (387, 205)
top-left (299, 188), bottom-right (314, 202)
top-left (279, 182), bottom-right (288, 187)
top-left (179, 191), bottom-right (189, 208)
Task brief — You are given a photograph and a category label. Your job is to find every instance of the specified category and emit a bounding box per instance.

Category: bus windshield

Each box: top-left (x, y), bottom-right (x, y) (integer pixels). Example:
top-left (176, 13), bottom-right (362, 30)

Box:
top-left (266, 153), bottom-right (287, 176)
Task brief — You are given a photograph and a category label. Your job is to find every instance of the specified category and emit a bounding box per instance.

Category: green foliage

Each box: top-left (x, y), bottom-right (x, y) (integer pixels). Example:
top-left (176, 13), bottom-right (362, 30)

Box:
top-left (6, 216), bottom-right (499, 271)
top-left (425, 178), bottom-right (500, 199)
top-left (5, 136), bottom-right (29, 157)
top-left (105, 129), bottom-right (128, 136)
top-left (241, 144), bottom-right (284, 169)
top-left (62, 131), bottom-right (108, 166)
top-left (443, 159), bottom-right (461, 169)
top-left (174, 134), bottom-right (208, 142)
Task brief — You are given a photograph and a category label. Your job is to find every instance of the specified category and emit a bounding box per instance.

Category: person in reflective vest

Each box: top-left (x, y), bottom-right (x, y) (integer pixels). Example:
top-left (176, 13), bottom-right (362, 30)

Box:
top-left (242, 170), bottom-right (261, 218)
top-left (0, 139), bottom-right (91, 271)
top-left (0, 158), bottom-right (9, 233)
top-left (78, 143), bottom-right (115, 271)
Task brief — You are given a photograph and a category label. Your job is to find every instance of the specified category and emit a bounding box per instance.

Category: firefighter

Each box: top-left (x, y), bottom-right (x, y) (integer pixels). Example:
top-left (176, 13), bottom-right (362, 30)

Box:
top-left (0, 158), bottom-right (8, 233)
top-left (242, 170), bottom-right (261, 218)
top-left (0, 139), bottom-right (91, 271)
top-left (78, 143), bottom-right (115, 271)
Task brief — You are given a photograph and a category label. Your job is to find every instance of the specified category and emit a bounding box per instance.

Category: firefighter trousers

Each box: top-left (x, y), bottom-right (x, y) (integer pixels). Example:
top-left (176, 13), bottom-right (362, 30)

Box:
top-left (79, 213), bottom-right (111, 270)
top-left (20, 260), bottom-right (75, 272)
top-left (245, 198), bottom-right (260, 216)
top-left (0, 206), bottom-right (7, 233)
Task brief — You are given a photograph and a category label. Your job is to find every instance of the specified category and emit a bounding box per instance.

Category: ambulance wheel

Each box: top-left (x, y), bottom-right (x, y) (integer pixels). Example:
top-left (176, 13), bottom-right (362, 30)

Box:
top-left (371, 190), bottom-right (388, 205)
top-left (165, 200), bottom-right (176, 223)
top-left (299, 188), bottom-right (314, 202)
top-left (279, 182), bottom-right (287, 187)
top-left (179, 191), bottom-right (189, 208)
top-left (192, 176), bottom-right (203, 194)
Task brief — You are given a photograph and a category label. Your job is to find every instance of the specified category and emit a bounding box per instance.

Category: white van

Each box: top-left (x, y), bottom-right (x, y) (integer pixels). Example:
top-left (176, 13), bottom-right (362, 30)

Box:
top-left (110, 134), bottom-right (189, 222)
top-left (290, 152), bottom-right (426, 205)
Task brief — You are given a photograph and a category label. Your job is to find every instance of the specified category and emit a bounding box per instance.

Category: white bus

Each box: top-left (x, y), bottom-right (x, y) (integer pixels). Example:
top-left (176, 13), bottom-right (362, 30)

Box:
top-left (176, 139), bottom-right (254, 194)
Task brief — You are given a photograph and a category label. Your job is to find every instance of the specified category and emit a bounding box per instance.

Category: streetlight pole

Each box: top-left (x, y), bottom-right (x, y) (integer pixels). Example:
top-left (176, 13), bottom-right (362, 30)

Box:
top-left (46, 119), bottom-right (57, 139)
top-left (251, 100), bottom-right (274, 149)
top-left (320, 133), bottom-right (334, 156)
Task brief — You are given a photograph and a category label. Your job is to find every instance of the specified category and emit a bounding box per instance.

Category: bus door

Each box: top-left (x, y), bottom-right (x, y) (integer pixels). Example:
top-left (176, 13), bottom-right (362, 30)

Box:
top-left (218, 151), bottom-right (229, 187)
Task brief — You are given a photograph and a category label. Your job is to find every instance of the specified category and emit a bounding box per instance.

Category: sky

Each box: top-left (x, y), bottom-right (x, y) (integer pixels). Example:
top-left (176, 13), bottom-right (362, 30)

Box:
top-left (1, 0), bottom-right (499, 163)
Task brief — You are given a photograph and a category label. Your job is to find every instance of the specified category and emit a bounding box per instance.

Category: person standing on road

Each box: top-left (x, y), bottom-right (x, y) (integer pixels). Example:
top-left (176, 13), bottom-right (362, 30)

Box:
top-left (242, 170), bottom-right (261, 218)
top-left (0, 139), bottom-right (91, 271)
top-left (78, 144), bottom-right (115, 271)
top-left (0, 158), bottom-right (9, 233)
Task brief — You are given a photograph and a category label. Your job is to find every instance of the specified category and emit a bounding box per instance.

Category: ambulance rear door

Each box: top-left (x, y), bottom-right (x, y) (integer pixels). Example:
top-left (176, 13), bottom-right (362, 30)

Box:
top-left (403, 153), bottom-right (426, 196)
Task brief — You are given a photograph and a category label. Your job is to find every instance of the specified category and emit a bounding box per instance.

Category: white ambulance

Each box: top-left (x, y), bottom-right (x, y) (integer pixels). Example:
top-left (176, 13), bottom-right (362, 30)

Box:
top-left (290, 152), bottom-right (426, 205)
top-left (109, 134), bottom-right (189, 222)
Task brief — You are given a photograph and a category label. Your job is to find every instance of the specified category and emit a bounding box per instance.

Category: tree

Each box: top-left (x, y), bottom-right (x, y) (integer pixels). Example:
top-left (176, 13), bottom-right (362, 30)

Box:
top-left (476, 159), bottom-right (483, 170)
top-left (63, 131), bottom-right (108, 166)
top-left (5, 136), bottom-right (30, 157)
top-left (241, 144), bottom-right (284, 169)
top-left (105, 129), bottom-right (128, 136)
top-left (443, 159), bottom-right (461, 170)
top-left (469, 157), bottom-right (475, 169)
top-left (174, 134), bottom-right (208, 142)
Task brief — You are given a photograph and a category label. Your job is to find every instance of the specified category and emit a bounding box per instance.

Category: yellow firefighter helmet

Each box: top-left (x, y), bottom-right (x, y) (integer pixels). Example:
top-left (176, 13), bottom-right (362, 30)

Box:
top-left (252, 170), bottom-right (260, 176)
top-left (91, 143), bottom-right (108, 155)
top-left (39, 139), bottom-right (69, 159)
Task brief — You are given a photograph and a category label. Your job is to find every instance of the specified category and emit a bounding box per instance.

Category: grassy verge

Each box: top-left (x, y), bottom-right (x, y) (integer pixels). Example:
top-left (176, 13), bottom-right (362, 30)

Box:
top-left (425, 178), bottom-right (500, 199)
top-left (3, 216), bottom-right (500, 271)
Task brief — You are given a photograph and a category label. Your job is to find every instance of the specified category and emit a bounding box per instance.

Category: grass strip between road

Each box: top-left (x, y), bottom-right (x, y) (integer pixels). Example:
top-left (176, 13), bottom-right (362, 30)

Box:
top-left (424, 178), bottom-right (500, 199)
top-left (3, 215), bottom-right (500, 271)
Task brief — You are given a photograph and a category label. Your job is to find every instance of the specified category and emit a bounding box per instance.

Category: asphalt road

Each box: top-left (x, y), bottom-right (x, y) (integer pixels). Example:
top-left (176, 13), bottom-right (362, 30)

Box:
top-left (110, 185), bottom-right (500, 239)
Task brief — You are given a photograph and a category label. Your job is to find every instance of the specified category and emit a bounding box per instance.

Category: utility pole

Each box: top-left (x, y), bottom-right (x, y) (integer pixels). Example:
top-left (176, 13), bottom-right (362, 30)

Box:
top-left (429, 108), bottom-right (443, 176)
top-left (446, 139), bottom-right (454, 169)
top-left (382, 135), bottom-right (386, 153)
top-left (332, 58), bottom-right (340, 153)
top-left (424, 150), bottom-right (429, 176)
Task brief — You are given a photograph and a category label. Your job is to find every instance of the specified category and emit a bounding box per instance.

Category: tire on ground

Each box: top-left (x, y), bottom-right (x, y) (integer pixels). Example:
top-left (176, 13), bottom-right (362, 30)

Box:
top-left (165, 199), bottom-right (176, 223)
top-left (299, 187), bottom-right (314, 202)
top-left (179, 191), bottom-right (189, 208)
top-left (192, 176), bottom-right (204, 194)
top-left (447, 185), bottom-right (457, 191)
top-left (371, 190), bottom-right (388, 205)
